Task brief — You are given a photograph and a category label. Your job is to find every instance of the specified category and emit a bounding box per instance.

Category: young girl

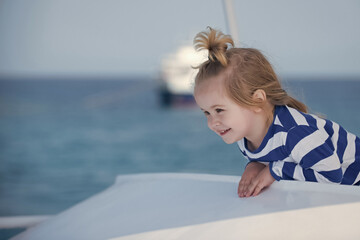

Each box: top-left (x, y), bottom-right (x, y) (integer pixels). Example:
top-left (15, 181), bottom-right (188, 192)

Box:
top-left (193, 27), bottom-right (360, 198)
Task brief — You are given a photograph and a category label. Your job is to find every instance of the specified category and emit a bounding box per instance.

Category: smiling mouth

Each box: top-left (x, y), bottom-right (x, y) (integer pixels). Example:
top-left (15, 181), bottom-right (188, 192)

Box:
top-left (219, 128), bottom-right (231, 136)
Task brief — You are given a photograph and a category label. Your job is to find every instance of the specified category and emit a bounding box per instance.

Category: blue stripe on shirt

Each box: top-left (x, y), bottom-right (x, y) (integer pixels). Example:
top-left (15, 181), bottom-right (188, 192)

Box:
top-left (248, 146), bottom-right (287, 162)
top-left (342, 137), bottom-right (360, 185)
top-left (286, 126), bottom-right (317, 153)
top-left (278, 106), bottom-right (297, 130)
top-left (300, 139), bottom-right (335, 168)
top-left (302, 168), bottom-right (317, 182)
top-left (282, 162), bottom-right (296, 180)
top-left (337, 126), bottom-right (348, 164)
top-left (319, 168), bottom-right (343, 183)
top-left (304, 112), bottom-right (317, 127)
top-left (323, 119), bottom-right (334, 139)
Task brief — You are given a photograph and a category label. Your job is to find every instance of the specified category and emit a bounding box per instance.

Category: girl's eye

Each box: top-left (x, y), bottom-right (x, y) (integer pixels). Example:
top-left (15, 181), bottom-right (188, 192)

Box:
top-left (203, 111), bottom-right (210, 116)
top-left (215, 108), bottom-right (224, 113)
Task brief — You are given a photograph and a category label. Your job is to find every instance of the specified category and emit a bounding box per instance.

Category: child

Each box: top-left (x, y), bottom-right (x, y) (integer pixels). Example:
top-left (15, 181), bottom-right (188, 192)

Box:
top-left (193, 27), bottom-right (360, 198)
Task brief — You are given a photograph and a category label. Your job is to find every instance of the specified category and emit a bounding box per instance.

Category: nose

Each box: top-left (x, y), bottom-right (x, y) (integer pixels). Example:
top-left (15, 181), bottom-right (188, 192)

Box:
top-left (207, 115), bottom-right (220, 130)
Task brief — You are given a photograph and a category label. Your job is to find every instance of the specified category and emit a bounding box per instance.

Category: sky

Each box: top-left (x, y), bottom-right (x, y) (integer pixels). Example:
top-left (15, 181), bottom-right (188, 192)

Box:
top-left (0, 0), bottom-right (359, 79)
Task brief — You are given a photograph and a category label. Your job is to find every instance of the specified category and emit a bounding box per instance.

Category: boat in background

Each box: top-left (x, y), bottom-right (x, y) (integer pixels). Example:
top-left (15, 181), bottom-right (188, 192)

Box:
top-left (157, 45), bottom-right (207, 106)
top-left (157, 0), bottom-right (237, 107)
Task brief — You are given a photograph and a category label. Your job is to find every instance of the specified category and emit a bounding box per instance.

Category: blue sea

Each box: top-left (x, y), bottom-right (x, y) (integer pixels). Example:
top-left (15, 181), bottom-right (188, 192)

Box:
top-left (0, 77), bottom-right (360, 238)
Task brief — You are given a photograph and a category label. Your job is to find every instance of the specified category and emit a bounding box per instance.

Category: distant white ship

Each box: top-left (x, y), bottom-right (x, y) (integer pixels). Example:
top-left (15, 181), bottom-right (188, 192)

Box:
top-left (157, 45), bottom-right (207, 106)
top-left (157, 0), bottom-right (237, 107)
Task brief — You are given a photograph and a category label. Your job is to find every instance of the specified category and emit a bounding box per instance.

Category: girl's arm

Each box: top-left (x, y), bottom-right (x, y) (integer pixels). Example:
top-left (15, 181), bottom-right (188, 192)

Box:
top-left (270, 158), bottom-right (343, 184)
top-left (270, 125), bottom-right (343, 184)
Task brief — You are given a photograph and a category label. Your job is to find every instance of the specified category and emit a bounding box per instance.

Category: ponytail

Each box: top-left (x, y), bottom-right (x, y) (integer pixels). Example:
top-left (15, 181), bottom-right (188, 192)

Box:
top-left (286, 96), bottom-right (308, 113)
top-left (194, 26), bottom-right (233, 67)
top-left (265, 87), bottom-right (308, 113)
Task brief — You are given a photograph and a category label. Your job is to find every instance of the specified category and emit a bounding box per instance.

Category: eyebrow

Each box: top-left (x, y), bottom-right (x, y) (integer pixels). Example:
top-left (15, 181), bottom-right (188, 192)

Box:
top-left (200, 105), bottom-right (224, 111)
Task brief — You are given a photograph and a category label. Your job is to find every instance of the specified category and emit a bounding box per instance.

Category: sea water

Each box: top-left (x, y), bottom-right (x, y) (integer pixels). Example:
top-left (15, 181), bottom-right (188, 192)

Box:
top-left (0, 77), bottom-right (359, 237)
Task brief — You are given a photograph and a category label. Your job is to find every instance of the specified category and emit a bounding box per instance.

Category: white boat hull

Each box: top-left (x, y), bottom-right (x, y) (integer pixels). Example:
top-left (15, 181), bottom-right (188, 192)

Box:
top-left (12, 173), bottom-right (360, 239)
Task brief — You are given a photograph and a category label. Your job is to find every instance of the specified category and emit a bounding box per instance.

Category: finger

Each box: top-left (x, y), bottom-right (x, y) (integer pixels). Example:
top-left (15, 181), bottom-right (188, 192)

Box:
top-left (238, 179), bottom-right (243, 194)
top-left (237, 179), bottom-right (242, 194)
top-left (238, 181), bottom-right (247, 197)
top-left (245, 180), bottom-right (258, 197)
top-left (252, 184), bottom-right (263, 197)
top-left (238, 178), bottom-right (251, 198)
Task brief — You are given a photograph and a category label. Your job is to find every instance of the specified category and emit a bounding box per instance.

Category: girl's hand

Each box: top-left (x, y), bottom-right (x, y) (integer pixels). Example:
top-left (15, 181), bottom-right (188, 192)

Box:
top-left (243, 165), bottom-right (275, 197)
top-left (238, 162), bottom-right (266, 198)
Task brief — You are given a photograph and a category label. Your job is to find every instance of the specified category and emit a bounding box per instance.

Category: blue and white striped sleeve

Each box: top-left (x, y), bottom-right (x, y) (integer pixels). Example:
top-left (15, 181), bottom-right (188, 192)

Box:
top-left (269, 124), bottom-right (343, 184)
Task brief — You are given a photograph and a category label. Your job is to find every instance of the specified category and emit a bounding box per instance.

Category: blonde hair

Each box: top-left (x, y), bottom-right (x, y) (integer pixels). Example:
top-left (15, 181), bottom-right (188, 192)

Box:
top-left (193, 27), bottom-right (308, 113)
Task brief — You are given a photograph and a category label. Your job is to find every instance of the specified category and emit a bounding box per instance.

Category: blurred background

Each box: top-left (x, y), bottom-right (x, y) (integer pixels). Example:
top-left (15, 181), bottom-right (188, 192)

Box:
top-left (0, 0), bottom-right (360, 238)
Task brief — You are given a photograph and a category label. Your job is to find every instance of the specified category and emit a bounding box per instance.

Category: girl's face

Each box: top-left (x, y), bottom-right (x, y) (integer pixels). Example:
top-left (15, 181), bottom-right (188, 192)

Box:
top-left (194, 76), bottom-right (261, 145)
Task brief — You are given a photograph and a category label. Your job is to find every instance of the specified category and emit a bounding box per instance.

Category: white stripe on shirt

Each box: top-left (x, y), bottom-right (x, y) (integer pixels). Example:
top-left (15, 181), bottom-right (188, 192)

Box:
top-left (288, 106), bottom-right (308, 126)
top-left (312, 154), bottom-right (341, 172)
top-left (353, 172), bottom-right (360, 185)
top-left (274, 115), bottom-right (283, 127)
top-left (271, 160), bottom-right (284, 178)
top-left (342, 133), bottom-right (357, 170)
top-left (314, 171), bottom-right (338, 184)
top-left (243, 131), bottom-right (287, 159)
top-left (291, 129), bottom-right (327, 163)
top-left (293, 165), bottom-right (306, 181)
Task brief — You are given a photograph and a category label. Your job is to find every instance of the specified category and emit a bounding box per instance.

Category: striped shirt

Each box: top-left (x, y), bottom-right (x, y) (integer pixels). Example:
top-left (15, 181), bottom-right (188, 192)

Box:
top-left (237, 105), bottom-right (360, 185)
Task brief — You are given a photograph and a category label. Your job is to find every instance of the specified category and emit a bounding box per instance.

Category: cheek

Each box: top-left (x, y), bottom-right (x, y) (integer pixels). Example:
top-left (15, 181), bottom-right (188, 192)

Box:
top-left (207, 119), bottom-right (212, 129)
top-left (230, 112), bottom-right (249, 128)
top-left (207, 119), bottom-right (215, 131)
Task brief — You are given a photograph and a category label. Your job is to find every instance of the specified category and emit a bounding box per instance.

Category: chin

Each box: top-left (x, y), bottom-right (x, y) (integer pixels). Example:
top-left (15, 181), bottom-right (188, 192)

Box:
top-left (222, 138), bottom-right (236, 144)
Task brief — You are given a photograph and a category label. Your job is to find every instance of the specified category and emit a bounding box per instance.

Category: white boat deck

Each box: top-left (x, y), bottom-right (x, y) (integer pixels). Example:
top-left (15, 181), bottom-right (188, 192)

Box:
top-left (12, 173), bottom-right (360, 239)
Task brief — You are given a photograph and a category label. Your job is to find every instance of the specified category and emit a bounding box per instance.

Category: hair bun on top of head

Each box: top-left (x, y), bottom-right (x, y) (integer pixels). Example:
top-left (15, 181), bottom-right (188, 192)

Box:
top-left (193, 27), bottom-right (234, 67)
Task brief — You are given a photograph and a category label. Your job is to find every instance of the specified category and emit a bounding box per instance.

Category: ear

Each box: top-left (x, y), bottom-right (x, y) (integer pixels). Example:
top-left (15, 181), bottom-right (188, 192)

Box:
top-left (252, 89), bottom-right (266, 102)
top-left (252, 89), bottom-right (267, 112)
